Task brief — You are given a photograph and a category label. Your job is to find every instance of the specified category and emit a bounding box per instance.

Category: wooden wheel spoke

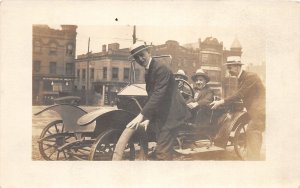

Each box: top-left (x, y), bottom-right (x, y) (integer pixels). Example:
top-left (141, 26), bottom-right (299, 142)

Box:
top-left (48, 150), bottom-right (57, 158)
top-left (43, 143), bottom-right (56, 150)
top-left (54, 124), bottom-right (59, 133)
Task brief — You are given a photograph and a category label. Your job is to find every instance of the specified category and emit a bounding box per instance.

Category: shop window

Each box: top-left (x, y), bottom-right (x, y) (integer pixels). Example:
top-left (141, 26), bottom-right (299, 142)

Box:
top-left (112, 67), bottom-right (119, 80)
top-left (49, 62), bottom-right (57, 74)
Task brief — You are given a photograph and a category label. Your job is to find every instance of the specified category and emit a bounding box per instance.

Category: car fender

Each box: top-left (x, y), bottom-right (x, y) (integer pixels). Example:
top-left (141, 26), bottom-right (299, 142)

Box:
top-left (34, 104), bottom-right (92, 132)
top-left (77, 109), bottom-right (137, 136)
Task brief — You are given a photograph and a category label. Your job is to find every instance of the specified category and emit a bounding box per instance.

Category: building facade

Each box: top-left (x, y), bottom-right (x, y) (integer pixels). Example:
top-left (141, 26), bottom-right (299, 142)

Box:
top-left (32, 25), bottom-right (77, 105)
top-left (152, 37), bottom-right (242, 97)
top-left (75, 36), bottom-right (243, 106)
top-left (75, 43), bottom-right (145, 105)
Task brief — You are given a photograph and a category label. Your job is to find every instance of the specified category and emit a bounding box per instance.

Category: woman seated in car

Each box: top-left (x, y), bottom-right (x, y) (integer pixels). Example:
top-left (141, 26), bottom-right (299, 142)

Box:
top-left (186, 69), bottom-right (214, 126)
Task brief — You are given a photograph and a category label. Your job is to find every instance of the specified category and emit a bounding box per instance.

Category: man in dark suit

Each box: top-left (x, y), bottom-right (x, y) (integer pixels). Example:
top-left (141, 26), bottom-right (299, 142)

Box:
top-left (186, 69), bottom-right (214, 126)
top-left (126, 42), bottom-right (191, 160)
top-left (210, 56), bottom-right (265, 160)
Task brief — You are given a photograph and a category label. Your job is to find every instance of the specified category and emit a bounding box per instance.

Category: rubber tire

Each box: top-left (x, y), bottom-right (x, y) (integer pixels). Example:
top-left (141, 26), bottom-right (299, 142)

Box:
top-left (233, 123), bottom-right (247, 160)
top-left (89, 129), bottom-right (134, 160)
top-left (112, 128), bottom-right (148, 161)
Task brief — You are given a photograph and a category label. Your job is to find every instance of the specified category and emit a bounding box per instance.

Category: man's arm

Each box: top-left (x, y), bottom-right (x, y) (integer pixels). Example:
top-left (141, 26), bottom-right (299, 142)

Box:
top-left (224, 74), bottom-right (258, 105)
top-left (141, 65), bottom-right (170, 119)
top-left (210, 73), bottom-right (259, 109)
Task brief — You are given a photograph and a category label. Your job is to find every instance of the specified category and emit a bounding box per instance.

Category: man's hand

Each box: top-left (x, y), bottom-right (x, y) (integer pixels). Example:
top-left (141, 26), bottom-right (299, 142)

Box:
top-left (139, 119), bottom-right (150, 131)
top-left (210, 99), bottom-right (224, 109)
top-left (187, 102), bottom-right (198, 109)
top-left (126, 113), bottom-right (144, 130)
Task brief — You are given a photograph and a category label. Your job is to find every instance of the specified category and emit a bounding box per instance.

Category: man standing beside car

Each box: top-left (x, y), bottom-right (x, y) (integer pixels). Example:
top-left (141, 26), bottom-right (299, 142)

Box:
top-left (210, 56), bottom-right (265, 160)
top-left (126, 42), bottom-right (191, 160)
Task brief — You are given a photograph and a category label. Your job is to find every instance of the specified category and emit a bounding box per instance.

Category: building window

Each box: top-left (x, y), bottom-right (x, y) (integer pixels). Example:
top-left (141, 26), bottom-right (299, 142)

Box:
top-left (103, 67), bottom-right (107, 79)
top-left (66, 63), bottom-right (74, 75)
top-left (90, 68), bottom-right (94, 80)
top-left (82, 69), bottom-right (86, 81)
top-left (206, 70), bottom-right (221, 82)
top-left (33, 61), bottom-right (41, 73)
top-left (77, 69), bottom-right (80, 80)
top-left (112, 67), bottom-right (119, 80)
top-left (49, 62), bottom-right (57, 74)
top-left (201, 54), bottom-right (208, 63)
top-left (135, 69), bottom-right (140, 82)
top-left (66, 44), bottom-right (73, 55)
top-left (49, 43), bottom-right (57, 55)
top-left (124, 68), bottom-right (130, 80)
top-left (34, 41), bottom-right (41, 53)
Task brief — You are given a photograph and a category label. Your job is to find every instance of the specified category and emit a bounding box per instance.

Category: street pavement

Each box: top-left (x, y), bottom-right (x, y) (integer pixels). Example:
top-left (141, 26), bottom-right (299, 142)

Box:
top-left (32, 105), bottom-right (264, 161)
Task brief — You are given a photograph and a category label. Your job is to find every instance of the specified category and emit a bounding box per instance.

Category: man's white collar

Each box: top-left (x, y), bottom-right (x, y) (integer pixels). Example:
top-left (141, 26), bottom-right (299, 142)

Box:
top-left (146, 57), bottom-right (152, 69)
top-left (238, 70), bottom-right (243, 79)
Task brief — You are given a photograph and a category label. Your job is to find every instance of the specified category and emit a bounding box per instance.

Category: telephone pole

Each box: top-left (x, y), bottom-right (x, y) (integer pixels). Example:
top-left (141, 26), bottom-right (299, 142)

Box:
top-left (132, 25), bottom-right (136, 44)
top-left (85, 37), bottom-right (90, 105)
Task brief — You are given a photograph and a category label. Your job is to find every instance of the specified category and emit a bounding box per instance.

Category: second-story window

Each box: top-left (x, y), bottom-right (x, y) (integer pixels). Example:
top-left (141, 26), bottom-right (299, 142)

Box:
top-left (77, 69), bottom-right (80, 81)
top-left (112, 67), bottom-right (119, 80)
top-left (103, 67), bottom-right (107, 79)
top-left (90, 68), bottom-right (94, 80)
top-left (34, 41), bottom-right (41, 53)
top-left (66, 63), bottom-right (74, 75)
top-left (49, 62), bottom-right (57, 74)
top-left (201, 54), bottom-right (208, 64)
top-left (33, 61), bottom-right (41, 73)
top-left (49, 43), bottom-right (57, 55)
top-left (82, 69), bottom-right (86, 81)
top-left (66, 44), bottom-right (73, 55)
top-left (124, 68), bottom-right (130, 80)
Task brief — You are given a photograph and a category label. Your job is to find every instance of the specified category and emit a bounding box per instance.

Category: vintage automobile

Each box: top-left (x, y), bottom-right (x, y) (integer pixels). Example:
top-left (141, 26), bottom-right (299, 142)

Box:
top-left (34, 55), bottom-right (250, 161)
top-left (111, 57), bottom-right (251, 161)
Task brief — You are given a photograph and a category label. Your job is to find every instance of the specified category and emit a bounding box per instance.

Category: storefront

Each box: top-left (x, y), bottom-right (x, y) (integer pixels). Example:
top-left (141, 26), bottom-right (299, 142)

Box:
top-left (93, 81), bottom-right (129, 106)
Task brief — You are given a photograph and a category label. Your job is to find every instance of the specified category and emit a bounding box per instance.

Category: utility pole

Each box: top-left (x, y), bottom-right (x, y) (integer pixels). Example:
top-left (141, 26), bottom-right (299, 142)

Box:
top-left (85, 37), bottom-right (90, 105)
top-left (132, 25), bottom-right (136, 44)
top-left (132, 25), bottom-right (136, 83)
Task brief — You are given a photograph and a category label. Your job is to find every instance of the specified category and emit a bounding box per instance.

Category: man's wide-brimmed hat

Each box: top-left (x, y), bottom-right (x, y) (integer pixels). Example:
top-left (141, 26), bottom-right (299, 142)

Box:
top-left (225, 56), bottom-right (244, 65)
top-left (129, 41), bottom-right (152, 58)
top-left (191, 69), bottom-right (210, 82)
top-left (174, 69), bottom-right (188, 80)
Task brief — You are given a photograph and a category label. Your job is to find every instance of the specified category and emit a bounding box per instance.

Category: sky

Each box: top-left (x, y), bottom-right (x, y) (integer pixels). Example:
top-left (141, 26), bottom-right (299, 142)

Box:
top-left (45, 1), bottom-right (273, 67)
top-left (65, 24), bottom-right (265, 66)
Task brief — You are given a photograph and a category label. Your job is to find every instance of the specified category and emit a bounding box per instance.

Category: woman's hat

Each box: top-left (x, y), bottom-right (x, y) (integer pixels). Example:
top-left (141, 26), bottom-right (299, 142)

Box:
top-left (191, 69), bottom-right (210, 82)
top-left (174, 69), bottom-right (188, 80)
top-left (225, 56), bottom-right (244, 65)
top-left (129, 41), bottom-right (152, 58)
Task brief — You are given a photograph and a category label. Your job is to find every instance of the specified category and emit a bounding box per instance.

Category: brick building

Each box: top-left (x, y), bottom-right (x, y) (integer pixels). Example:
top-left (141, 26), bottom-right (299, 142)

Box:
top-left (32, 25), bottom-right (77, 105)
top-left (75, 43), bottom-right (145, 105)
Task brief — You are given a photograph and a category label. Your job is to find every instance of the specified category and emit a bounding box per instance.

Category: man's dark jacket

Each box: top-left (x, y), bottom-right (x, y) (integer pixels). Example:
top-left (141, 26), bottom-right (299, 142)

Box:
top-left (141, 59), bottom-right (190, 129)
top-left (224, 70), bottom-right (265, 130)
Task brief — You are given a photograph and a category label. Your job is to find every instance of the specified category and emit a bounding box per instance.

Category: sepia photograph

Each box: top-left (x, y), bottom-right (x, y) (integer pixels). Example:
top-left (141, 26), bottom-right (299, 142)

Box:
top-left (32, 24), bottom-right (265, 161)
top-left (1, 1), bottom-right (300, 188)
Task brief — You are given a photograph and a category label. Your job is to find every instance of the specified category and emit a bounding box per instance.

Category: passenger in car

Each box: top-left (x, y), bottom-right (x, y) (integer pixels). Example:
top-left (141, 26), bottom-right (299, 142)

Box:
top-left (186, 69), bottom-right (214, 126)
